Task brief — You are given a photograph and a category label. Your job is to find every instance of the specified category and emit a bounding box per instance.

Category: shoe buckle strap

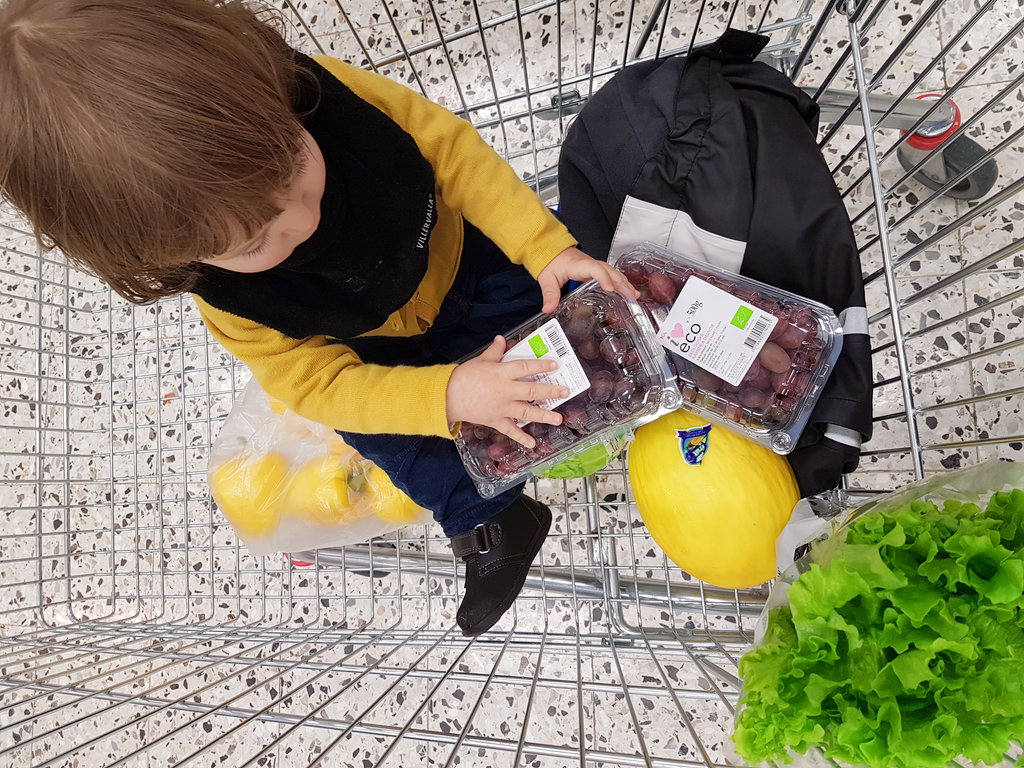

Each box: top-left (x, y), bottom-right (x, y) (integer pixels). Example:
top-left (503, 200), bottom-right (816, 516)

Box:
top-left (452, 522), bottom-right (499, 559)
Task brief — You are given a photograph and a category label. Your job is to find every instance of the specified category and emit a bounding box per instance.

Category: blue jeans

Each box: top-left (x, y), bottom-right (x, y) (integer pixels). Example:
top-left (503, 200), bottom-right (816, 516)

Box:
top-left (339, 223), bottom-right (545, 537)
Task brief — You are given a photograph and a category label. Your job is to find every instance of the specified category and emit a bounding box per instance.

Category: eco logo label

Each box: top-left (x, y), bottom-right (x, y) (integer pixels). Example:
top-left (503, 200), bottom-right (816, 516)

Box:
top-left (675, 424), bottom-right (713, 467)
top-left (731, 305), bottom-right (753, 329)
top-left (528, 334), bottom-right (548, 357)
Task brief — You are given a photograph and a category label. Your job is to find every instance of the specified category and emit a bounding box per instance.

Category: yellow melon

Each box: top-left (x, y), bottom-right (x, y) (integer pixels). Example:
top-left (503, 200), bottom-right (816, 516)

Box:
top-left (628, 410), bottom-right (800, 588)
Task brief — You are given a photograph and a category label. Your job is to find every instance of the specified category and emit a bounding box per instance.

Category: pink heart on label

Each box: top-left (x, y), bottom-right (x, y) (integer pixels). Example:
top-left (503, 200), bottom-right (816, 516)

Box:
top-left (670, 323), bottom-right (686, 338)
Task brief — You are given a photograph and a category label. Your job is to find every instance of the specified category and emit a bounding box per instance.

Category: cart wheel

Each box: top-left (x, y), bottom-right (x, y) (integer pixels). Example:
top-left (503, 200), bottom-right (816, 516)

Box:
top-left (898, 134), bottom-right (998, 201)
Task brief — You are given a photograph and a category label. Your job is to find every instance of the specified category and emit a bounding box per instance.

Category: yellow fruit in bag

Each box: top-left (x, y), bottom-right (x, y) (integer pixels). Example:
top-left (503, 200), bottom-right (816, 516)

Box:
top-left (210, 453), bottom-right (289, 537)
top-left (628, 410), bottom-right (800, 589)
top-left (368, 466), bottom-right (425, 524)
top-left (285, 455), bottom-right (369, 525)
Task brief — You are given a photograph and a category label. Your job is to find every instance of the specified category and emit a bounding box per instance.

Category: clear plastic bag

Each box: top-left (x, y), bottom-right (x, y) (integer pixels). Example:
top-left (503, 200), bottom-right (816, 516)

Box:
top-left (730, 460), bottom-right (1024, 768)
top-left (208, 379), bottom-right (432, 556)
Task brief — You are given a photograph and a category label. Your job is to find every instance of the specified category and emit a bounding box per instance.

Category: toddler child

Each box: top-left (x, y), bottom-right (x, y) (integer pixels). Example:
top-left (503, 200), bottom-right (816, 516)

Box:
top-left (0, 0), bottom-right (637, 635)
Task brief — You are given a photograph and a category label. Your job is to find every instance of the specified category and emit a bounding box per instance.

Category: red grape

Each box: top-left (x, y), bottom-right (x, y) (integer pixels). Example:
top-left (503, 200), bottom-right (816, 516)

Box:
top-left (588, 370), bottom-right (614, 404)
top-left (768, 313), bottom-right (789, 341)
top-left (563, 316), bottom-right (593, 344)
top-left (578, 339), bottom-right (600, 360)
top-left (527, 422), bottom-right (550, 441)
top-left (775, 323), bottom-right (812, 350)
top-left (563, 405), bottom-right (588, 432)
top-left (612, 377), bottom-right (636, 401)
top-left (691, 367), bottom-right (727, 392)
top-left (648, 272), bottom-right (677, 304)
top-left (743, 359), bottom-right (773, 390)
top-left (738, 387), bottom-right (769, 411)
top-left (468, 441), bottom-right (490, 460)
top-left (602, 306), bottom-right (629, 331)
top-left (599, 333), bottom-right (629, 363)
top-left (758, 342), bottom-right (792, 374)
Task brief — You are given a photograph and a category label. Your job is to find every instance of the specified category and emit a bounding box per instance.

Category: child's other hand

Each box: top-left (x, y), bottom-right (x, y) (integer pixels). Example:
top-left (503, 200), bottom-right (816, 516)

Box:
top-left (446, 336), bottom-right (567, 449)
top-left (537, 246), bottom-right (640, 313)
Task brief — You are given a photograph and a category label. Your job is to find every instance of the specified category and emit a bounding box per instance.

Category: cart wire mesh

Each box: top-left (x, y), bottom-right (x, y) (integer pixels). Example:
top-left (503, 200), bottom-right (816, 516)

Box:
top-left (1, 0), bottom-right (1021, 765)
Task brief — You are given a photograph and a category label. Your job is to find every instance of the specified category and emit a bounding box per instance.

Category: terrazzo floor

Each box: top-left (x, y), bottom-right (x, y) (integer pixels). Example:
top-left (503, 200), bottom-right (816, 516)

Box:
top-left (1, 0), bottom-right (1022, 765)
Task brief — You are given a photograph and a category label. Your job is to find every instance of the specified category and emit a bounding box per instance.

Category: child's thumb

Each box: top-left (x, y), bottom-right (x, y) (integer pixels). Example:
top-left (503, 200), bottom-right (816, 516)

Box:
top-left (479, 335), bottom-right (506, 361)
top-left (538, 275), bottom-right (561, 314)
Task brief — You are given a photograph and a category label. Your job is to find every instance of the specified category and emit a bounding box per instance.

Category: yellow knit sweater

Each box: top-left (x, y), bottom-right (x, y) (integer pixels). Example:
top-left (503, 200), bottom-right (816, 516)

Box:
top-left (193, 56), bottom-right (577, 437)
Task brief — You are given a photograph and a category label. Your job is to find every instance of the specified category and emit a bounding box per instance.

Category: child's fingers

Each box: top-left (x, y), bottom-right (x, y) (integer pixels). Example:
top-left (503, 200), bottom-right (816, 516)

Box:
top-left (613, 268), bottom-right (640, 299)
top-left (596, 264), bottom-right (639, 299)
top-left (503, 356), bottom-right (559, 381)
top-left (497, 419), bottom-right (538, 449)
top-left (497, 405), bottom-right (563, 448)
top-left (511, 378), bottom-right (569, 405)
top-left (517, 403), bottom-right (564, 427)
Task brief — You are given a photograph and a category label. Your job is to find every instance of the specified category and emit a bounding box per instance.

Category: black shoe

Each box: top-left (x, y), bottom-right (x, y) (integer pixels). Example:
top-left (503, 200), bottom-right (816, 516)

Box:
top-left (451, 496), bottom-right (552, 637)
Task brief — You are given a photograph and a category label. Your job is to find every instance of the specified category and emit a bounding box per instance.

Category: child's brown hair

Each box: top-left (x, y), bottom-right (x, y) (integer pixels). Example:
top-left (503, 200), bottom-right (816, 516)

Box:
top-left (0, 0), bottom-right (305, 303)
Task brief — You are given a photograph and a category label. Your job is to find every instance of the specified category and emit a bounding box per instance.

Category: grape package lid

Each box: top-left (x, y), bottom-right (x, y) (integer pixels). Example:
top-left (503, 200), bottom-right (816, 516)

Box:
top-left (454, 281), bottom-right (682, 498)
top-left (613, 243), bottom-right (843, 454)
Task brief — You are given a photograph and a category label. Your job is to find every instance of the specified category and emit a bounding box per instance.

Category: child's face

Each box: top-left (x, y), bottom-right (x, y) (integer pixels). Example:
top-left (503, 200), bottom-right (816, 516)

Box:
top-left (202, 130), bottom-right (326, 272)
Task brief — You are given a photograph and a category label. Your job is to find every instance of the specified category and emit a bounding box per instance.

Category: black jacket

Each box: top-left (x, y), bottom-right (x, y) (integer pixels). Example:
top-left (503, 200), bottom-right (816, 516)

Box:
top-left (558, 30), bottom-right (872, 496)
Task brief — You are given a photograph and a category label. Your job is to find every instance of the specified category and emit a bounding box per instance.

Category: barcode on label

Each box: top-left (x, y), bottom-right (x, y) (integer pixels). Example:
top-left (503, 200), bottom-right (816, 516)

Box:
top-left (546, 325), bottom-right (570, 357)
top-left (743, 317), bottom-right (771, 349)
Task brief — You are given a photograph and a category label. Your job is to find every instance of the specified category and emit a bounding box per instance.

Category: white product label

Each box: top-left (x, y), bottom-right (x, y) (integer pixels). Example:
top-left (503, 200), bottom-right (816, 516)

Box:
top-left (657, 277), bottom-right (778, 387)
top-left (502, 318), bottom-right (591, 425)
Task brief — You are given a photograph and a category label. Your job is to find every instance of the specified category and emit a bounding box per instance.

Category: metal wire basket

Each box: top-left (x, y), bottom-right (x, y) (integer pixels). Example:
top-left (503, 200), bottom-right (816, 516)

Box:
top-left (1, 0), bottom-right (1021, 765)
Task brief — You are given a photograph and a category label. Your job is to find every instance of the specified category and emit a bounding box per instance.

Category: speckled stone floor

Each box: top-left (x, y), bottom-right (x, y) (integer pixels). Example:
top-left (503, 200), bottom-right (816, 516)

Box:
top-left (1, 0), bottom-right (1021, 765)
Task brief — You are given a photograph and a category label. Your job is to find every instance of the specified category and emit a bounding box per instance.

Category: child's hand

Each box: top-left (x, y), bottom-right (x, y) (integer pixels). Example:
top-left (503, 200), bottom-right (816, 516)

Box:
top-left (537, 246), bottom-right (640, 313)
top-left (446, 336), bottom-right (567, 449)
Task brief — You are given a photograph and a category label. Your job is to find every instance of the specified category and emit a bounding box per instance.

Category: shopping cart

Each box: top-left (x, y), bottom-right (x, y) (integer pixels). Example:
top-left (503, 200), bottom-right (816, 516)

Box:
top-left (1, 0), bottom-right (1020, 765)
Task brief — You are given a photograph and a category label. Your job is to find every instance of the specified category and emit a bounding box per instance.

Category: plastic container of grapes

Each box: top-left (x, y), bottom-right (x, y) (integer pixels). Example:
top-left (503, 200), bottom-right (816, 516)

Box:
top-left (454, 281), bottom-right (682, 498)
top-left (613, 243), bottom-right (843, 454)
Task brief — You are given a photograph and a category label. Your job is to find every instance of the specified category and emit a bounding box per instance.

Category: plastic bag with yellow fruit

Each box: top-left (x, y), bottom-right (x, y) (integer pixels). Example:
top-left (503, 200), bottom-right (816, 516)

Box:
top-left (208, 379), bottom-right (432, 556)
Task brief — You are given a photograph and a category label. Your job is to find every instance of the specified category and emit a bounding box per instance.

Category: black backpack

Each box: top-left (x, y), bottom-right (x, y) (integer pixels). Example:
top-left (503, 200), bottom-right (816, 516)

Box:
top-left (558, 30), bottom-right (872, 496)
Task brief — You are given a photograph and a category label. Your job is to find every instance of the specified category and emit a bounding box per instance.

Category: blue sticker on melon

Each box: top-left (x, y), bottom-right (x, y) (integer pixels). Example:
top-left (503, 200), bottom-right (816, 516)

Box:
top-left (675, 424), bottom-right (712, 466)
